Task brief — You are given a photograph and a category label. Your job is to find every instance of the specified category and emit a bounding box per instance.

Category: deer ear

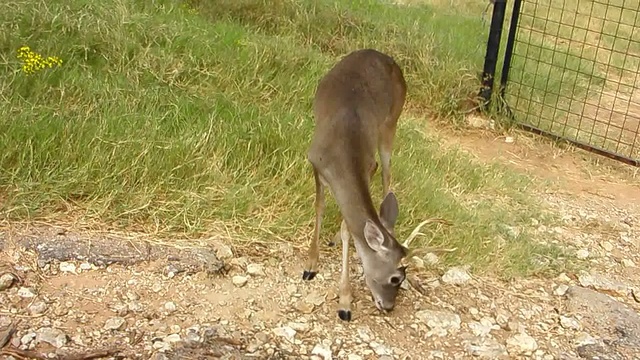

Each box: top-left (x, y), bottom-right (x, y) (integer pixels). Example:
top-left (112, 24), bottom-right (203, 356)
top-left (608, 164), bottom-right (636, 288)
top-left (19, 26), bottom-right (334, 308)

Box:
top-left (364, 219), bottom-right (387, 252)
top-left (379, 192), bottom-right (399, 232)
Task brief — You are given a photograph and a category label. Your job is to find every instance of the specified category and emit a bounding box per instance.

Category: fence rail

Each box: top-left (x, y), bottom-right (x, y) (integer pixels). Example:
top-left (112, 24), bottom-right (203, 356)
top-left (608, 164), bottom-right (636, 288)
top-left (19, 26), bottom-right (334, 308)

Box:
top-left (483, 0), bottom-right (640, 166)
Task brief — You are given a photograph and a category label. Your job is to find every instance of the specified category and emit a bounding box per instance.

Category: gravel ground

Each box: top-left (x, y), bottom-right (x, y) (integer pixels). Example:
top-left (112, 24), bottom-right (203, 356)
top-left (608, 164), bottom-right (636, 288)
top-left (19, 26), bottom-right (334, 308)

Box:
top-left (1, 189), bottom-right (640, 360)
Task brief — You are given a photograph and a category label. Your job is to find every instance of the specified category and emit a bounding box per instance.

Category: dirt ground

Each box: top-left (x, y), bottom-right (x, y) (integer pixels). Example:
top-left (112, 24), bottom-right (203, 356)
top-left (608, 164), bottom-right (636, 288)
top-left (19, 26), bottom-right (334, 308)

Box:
top-left (2, 125), bottom-right (640, 360)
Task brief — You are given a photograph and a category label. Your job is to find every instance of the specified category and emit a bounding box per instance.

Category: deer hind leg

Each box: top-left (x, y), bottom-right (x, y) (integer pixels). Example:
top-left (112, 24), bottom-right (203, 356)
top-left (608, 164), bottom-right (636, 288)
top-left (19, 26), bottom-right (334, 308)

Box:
top-left (379, 125), bottom-right (396, 197)
top-left (303, 167), bottom-right (324, 281)
top-left (380, 69), bottom-right (407, 197)
top-left (337, 219), bottom-right (353, 321)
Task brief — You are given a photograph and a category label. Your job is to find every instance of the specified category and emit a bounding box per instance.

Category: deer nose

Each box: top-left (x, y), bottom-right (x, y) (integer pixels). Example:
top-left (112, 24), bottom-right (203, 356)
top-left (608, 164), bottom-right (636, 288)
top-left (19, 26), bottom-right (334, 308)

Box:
top-left (375, 299), bottom-right (395, 312)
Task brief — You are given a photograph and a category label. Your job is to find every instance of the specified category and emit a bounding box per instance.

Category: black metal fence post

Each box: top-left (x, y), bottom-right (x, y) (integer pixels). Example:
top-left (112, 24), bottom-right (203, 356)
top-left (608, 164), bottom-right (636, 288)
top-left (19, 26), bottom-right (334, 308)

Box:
top-left (478, 0), bottom-right (508, 109)
top-left (499, 0), bottom-right (522, 98)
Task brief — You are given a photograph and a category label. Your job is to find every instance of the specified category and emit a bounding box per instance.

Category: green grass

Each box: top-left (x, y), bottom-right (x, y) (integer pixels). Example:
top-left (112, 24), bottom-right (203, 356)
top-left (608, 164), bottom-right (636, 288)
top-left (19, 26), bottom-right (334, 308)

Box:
top-left (0, 0), bottom-right (568, 277)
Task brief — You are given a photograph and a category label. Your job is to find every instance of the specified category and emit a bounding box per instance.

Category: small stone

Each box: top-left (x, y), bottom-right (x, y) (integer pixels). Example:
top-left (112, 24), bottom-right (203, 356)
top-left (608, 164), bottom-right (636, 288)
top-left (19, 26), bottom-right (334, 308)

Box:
top-left (415, 310), bottom-right (461, 336)
top-left (554, 284), bottom-right (569, 296)
top-left (36, 327), bottom-right (68, 348)
top-left (469, 320), bottom-right (494, 337)
top-left (246, 263), bottom-right (265, 277)
top-left (357, 327), bottom-right (373, 342)
top-left (464, 337), bottom-right (507, 358)
top-left (17, 287), bottom-right (36, 298)
top-left (576, 249), bottom-right (589, 260)
top-left (272, 326), bottom-right (296, 343)
top-left (506, 332), bottom-right (538, 355)
top-left (79, 263), bottom-right (93, 271)
top-left (577, 272), bottom-right (629, 297)
top-left (369, 341), bottom-right (392, 356)
top-left (423, 253), bottom-right (439, 265)
top-left (215, 243), bottom-right (234, 260)
top-left (560, 316), bottom-right (580, 330)
top-left (295, 301), bottom-right (314, 314)
top-left (347, 355), bottom-right (363, 360)
top-left (622, 259), bottom-right (635, 267)
top-left (557, 272), bottom-right (572, 283)
top-left (164, 334), bottom-right (181, 343)
top-left (601, 241), bottom-right (614, 252)
top-left (441, 267), bottom-right (471, 285)
top-left (153, 340), bottom-right (171, 351)
top-left (28, 301), bottom-right (48, 315)
top-left (164, 301), bottom-right (177, 313)
top-left (232, 275), bottom-right (248, 287)
top-left (506, 320), bottom-right (523, 332)
top-left (494, 309), bottom-right (510, 327)
top-left (59, 261), bottom-right (77, 274)
top-left (20, 332), bottom-right (36, 346)
top-left (104, 317), bottom-right (126, 331)
top-left (574, 332), bottom-right (597, 346)
top-left (0, 273), bottom-right (16, 291)
top-left (311, 343), bottom-right (332, 359)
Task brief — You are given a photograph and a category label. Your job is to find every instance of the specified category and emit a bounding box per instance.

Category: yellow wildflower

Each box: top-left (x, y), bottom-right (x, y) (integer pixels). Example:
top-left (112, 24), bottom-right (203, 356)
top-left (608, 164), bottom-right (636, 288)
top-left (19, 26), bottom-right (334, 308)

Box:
top-left (16, 46), bottom-right (63, 75)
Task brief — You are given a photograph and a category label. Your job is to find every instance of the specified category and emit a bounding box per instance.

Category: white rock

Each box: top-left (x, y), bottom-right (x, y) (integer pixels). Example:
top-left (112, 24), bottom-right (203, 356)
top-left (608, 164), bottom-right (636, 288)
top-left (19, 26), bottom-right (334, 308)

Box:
top-left (20, 332), bottom-right (36, 346)
top-left (311, 343), bottom-right (332, 359)
top-left (469, 320), bottom-right (494, 337)
top-left (28, 301), bottom-right (48, 315)
top-left (601, 241), bottom-right (614, 252)
top-left (246, 263), bottom-right (265, 276)
top-left (104, 317), bottom-right (126, 331)
top-left (79, 262), bottom-right (93, 271)
top-left (347, 355), bottom-right (363, 360)
top-left (0, 273), bottom-right (16, 291)
top-left (287, 321), bottom-right (309, 332)
top-left (164, 301), bottom-right (177, 313)
top-left (369, 341), bottom-right (392, 356)
top-left (574, 332), bottom-right (597, 346)
top-left (560, 316), bottom-right (581, 330)
top-left (506, 332), bottom-right (538, 354)
top-left (554, 284), bottom-right (569, 296)
top-left (17, 287), bottom-right (36, 298)
top-left (215, 243), bottom-right (234, 259)
top-left (441, 267), bottom-right (471, 285)
top-left (622, 259), bottom-right (635, 267)
top-left (59, 261), bottom-right (77, 274)
top-left (465, 337), bottom-right (507, 358)
top-left (423, 253), bottom-right (439, 265)
top-left (164, 334), bottom-right (181, 343)
top-left (578, 272), bottom-right (629, 297)
top-left (36, 327), bottom-right (67, 348)
top-left (576, 249), bottom-right (589, 259)
top-left (357, 326), bottom-right (373, 342)
top-left (272, 326), bottom-right (296, 343)
top-left (415, 310), bottom-right (461, 336)
top-left (232, 275), bottom-right (249, 287)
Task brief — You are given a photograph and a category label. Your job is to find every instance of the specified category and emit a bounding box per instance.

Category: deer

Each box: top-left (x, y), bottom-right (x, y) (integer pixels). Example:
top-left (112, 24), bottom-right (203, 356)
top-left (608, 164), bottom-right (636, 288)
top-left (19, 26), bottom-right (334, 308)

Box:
top-left (302, 49), bottom-right (409, 321)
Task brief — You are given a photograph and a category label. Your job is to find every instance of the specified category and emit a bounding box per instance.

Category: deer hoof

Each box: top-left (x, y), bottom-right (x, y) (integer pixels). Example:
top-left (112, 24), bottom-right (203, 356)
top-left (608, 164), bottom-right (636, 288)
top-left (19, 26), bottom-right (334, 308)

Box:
top-left (337, 309), bottom-right (352, 321)
top-left (302, 270), bottom-right (317, 281)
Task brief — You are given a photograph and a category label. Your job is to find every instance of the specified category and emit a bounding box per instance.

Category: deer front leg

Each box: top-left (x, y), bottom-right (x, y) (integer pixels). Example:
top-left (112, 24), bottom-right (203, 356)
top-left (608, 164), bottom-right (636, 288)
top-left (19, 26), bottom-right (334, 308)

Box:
top-left (303, 168), bottom-right (324, 281)
top-left (337, 219), bottom-right (353, 321)
top-left (329, 162), bottom-right (377, 247)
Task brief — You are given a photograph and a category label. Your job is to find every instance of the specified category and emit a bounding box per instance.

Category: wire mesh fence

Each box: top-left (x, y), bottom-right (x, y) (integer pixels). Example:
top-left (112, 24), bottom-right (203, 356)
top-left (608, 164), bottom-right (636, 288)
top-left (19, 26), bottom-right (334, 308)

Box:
top-left (503, 0), bottom-right (640, 163)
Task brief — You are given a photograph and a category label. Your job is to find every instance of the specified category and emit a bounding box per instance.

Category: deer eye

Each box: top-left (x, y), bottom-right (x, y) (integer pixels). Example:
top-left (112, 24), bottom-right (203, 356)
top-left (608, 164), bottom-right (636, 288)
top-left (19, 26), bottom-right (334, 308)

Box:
top-left (389, 275), bottom-right (403, 286)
